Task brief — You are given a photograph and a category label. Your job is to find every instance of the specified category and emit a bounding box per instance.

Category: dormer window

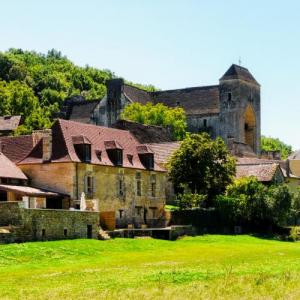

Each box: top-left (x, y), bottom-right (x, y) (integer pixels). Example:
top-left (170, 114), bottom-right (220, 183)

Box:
top-left (72, 135), bottom-right (92, 163)
top-left (105, 140), bottom-right (123, 166)
top-left (74, 144), bottom-right (91, 162)
top-left (137, 145), bottom-right (154, 170)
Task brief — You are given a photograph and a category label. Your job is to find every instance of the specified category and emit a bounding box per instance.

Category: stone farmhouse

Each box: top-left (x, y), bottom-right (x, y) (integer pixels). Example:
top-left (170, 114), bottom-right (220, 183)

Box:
top-left (0, 119), bottom-right (168, 242)
top-left (59, 64), bottom-right (261, 155)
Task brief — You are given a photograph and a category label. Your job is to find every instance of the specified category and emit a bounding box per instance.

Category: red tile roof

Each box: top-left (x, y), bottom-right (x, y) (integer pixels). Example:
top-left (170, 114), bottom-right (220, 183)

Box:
top-left (19, 119), bottom-right (165, 172)
top-left (0, 135), bottom-right (34, 163)
top-left (236, 163), bottom-right (280, 182)
top-left (145, 142), bottom-right (181, 165)
top-left (0, 184), bottom-right (66, 197)
top-left (0, 152), bottom-right (27, 180)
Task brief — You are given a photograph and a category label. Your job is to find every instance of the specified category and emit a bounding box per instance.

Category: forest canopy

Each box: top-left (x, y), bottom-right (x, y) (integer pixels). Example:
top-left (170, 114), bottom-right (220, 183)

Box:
top-left (0, 48), bottom-right (153, 134)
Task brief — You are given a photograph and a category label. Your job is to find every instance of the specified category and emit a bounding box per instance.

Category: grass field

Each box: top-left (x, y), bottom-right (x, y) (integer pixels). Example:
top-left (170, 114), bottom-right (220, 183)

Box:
top-left (1, 235), bottom-right (300, 299)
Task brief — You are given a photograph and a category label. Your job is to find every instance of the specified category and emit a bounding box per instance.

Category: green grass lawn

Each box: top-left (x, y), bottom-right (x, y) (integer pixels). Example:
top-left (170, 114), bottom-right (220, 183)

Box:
top-left (1, 235), bottom-right (300, 299)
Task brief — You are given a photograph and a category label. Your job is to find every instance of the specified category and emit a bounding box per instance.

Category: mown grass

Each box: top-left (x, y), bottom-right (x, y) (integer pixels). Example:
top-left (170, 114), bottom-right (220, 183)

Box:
top-left (0, 235), bottom-right (300, 299)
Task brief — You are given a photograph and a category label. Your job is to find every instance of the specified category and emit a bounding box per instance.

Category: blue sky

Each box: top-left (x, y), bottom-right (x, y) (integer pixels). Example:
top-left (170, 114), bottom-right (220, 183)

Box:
top-left (0, 0), bottom-right (299, 149)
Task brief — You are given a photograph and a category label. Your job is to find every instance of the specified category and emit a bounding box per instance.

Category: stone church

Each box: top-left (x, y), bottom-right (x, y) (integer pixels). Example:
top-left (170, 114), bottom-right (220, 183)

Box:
top-left (59, 64), bottom-right (261, 154)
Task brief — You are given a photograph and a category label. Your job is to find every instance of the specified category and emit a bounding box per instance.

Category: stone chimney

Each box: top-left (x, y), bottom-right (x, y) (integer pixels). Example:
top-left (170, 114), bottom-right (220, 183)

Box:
top-left (32, 129), bottom-right (52, 162)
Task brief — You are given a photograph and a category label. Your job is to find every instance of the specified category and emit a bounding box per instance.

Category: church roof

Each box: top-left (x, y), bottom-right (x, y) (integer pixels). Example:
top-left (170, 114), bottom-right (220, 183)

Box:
top-left (220, 64), bottom-right (259, 85)
top-left (152, 85), bottom-right (220, 116)
top-left (123, 85), bottom-right (153, 105)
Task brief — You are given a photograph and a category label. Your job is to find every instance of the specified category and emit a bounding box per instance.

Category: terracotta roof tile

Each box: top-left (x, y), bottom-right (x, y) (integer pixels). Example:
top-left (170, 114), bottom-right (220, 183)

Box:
top-left (19, 119), bottom-right (165, 172)
top-left (72, 135), bottom-right (92, 145)
top-left (236, 163), bottom-right (279, 182)
top-left (0, 152), bottom-right (27, 180)
top-left (0, 135), bottom-right (34, 163)
top-left (145, 142), bottom-right (181, 165)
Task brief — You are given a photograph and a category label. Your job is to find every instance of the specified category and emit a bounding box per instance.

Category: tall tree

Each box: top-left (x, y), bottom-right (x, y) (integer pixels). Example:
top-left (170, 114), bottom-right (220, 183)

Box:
top-left (168, 133), bottom-right (236, 202)
top-left (121, 102), bottom-right (187, 140)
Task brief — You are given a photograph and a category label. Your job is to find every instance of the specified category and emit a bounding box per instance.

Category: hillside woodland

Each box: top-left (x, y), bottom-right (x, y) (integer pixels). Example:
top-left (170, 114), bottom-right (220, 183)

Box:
top-left (0, 48), bottom-right (154, 134)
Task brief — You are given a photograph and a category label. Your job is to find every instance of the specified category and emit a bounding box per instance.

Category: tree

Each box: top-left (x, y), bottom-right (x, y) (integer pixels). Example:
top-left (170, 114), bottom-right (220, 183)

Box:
top-left (222, 177), bottom-right (292, 228)
top-left (0, 48), bottom-right (158, 135)
top-left (121, 102), bottom-right (187, 140)
top-left (261, 135), bottom-right (292, 159)
top-left (168, 133), bottom-right (236, 202)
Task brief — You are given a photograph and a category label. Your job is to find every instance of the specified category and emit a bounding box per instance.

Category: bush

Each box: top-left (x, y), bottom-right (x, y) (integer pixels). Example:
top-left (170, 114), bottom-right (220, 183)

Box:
top-left (176, 193), bottom-right (207, 210)
top-left (215, 177), bottom-right (292, 229)
top-left (288, 227), bottom-right (300, 241)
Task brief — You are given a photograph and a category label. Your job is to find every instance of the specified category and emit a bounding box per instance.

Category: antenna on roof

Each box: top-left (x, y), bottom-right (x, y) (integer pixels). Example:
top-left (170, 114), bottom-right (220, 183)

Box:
top-left (238, 57), bottom-right (242, 66)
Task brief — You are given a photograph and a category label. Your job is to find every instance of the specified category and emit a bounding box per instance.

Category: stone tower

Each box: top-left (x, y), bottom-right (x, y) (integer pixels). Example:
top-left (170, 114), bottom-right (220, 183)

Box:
top-left (218, 64), bottom-right (261, 154)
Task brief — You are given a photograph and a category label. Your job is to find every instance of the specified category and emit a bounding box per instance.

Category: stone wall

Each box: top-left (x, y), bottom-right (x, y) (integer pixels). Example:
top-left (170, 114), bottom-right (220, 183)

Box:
top-left (21, 162), bottom-right (167, 229)
top-left (0, 202), bottom-right (23, 226)
top-left (0, 202), bottom-right (99, 243)
top-left (76, 163), bottom-right (167, 228)
top-left (22, 208), bottom-right (99, 241)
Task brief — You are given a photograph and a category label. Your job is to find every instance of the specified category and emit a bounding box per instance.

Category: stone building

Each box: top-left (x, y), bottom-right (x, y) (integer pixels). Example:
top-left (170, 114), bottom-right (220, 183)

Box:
top-left (17, 119), bottom-right (167, 229)
top-left (60, 64), bottom-right (261, 154)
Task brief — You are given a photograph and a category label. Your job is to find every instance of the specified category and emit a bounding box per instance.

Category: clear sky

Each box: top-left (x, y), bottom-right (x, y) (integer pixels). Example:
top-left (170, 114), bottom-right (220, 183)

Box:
top-left (0, 0), bottom-right (299, 149)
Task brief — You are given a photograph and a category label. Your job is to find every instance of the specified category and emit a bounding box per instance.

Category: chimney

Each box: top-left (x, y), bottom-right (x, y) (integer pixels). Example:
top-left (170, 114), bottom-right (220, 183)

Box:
top-left (32, 129), bottom-right (52, 162)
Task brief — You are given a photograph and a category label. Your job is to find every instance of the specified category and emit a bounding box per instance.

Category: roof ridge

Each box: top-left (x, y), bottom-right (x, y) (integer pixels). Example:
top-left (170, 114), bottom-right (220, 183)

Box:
top-left (153, 85), bottom-right (219, 94)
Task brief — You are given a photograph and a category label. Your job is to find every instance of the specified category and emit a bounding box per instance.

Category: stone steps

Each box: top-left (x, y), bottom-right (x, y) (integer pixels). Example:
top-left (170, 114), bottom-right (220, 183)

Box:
top-left (98, 228), bottom-right (111, 240)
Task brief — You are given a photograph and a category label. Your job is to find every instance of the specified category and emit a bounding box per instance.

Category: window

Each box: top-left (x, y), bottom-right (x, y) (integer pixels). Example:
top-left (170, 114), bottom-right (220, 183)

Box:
top-left (135, 206), bottom-right (142, 216)
top-left (107, 149), bottom-right (123, 166)
top-left (228, 92), bottom-right (232, 101)
top-left (203, 119), bottom-right (207, 128)
top-left (150, 174), bottom-right (156, 197)
top-left (42, 229), bottom-right (46, 237)
top-left (118, 177), bottom-right (124, 197)
top-left (139, 153), bottom-right (154, 170)
top-left (75, 144), bottom-right (91, 162)
top-left (150, 207), bottom-right (157, 218)
top-left (119, 209), bottom-right (124, 218)
top-left (84, 175), bottom-right (94, 198)
top-left (136, 172), bottom-right (142, 196)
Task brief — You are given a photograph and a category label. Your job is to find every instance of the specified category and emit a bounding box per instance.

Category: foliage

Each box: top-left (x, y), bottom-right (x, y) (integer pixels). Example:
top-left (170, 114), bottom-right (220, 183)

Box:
top-left (219, 177), bottom-right (292, 227)
top-left (125, 80), bottom-right (158, 92)
top-left (289, 186), bottom-right (300, 225)
top-left (261, 135), bottom-right (293, 159)
top-left (1, 237), bottom-right (300, 299)
top-left (288, 226), bottom-right (300, 241)
top-left (0, 48), bottom-right (156, 134)
top-left (121, 102), bottom-right (187, 140)
top-left (175, 193), bottom-right (207, 210)
top-left (168, 133), bottom-right (236, 202)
